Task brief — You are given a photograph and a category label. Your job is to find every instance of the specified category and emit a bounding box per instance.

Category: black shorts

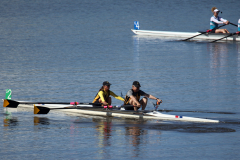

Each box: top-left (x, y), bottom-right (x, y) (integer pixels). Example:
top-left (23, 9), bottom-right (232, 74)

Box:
top-left (92, 101), bottom-right (102, 106)
top-left (210, 29), bottom-right (216, 33)
top-left (124, 103), bottom-right (135, 110)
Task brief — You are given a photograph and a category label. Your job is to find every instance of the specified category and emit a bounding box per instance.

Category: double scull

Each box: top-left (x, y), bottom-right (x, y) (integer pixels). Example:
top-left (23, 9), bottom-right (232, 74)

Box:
top-left (3, 99), bottom-right (219, 123)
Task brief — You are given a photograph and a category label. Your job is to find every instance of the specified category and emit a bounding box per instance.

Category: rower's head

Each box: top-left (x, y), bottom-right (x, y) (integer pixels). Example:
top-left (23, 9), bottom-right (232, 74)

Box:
top-left (212, 7), bottom-right (220, 16)
top-left (103, 81), bottom-right (111, 90)
top-left (132, 81), bottom-right (141, 92)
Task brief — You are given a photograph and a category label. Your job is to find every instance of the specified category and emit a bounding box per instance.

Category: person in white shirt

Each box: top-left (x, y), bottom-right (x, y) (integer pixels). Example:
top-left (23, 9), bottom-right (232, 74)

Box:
top-left (210, 7), bottom-right (229, 33)
top-left (238, 19), bottom-right (240, 32)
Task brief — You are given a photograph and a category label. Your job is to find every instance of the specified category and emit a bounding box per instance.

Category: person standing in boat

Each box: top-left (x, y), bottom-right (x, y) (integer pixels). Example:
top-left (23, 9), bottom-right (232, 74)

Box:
top-left (124, 81), bottom-right (162, 111)
top-left (92, 81), bottom-right (124, 106)
top-left (210, 7), bottom-right (230, 33)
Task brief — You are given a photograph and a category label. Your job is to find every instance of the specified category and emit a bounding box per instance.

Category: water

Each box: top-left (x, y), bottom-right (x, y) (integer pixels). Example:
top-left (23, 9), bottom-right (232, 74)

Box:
top-left (1, 0), bottom-right (240, 159)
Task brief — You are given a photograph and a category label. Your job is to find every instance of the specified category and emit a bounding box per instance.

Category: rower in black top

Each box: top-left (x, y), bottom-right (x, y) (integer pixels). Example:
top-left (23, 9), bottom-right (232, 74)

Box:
top-left (124, 81), bottom-right (162, 111)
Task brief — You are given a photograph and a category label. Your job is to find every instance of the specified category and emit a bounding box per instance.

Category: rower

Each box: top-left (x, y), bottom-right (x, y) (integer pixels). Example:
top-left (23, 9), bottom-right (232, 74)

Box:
top-left (238, 19), bottom-right (240, 32)
top-left (92, 81), bottom-right (124, 106)
top-left (210, 7), bottom-right (230, 33)
top-left (124, 81), bottom-right (162, 111)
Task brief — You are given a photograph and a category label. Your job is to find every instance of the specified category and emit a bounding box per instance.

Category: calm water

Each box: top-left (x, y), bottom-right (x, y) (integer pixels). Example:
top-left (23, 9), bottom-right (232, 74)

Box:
top-left (1, 0), bottom-right (240, 159)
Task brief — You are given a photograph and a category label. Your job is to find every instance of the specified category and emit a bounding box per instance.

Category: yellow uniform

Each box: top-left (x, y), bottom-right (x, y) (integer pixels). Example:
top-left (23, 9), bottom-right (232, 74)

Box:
top-left (92, 89), bottom-right (124, 103)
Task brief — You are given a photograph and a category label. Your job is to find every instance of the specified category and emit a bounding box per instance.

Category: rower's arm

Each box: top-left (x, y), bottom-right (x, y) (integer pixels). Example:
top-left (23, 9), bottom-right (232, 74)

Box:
top-left (220, 18), bottom-right (229, 24)
top-left (220, 17), bottom-right (227, 23)
top-left (144, 94), bottom-right (162, 103)
top-left (98, 91), bottom-right (106, 102)
top-left (110, 91), bottom-right (124, 101)
top-left (211, 17), bottom-right (224, 24)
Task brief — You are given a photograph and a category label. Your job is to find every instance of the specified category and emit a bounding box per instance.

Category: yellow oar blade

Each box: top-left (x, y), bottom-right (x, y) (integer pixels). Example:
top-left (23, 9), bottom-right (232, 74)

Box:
top-left (3, 99), bottom-right (19, 108)
top-left (3, 99), bottom-right (10, 107)
top-left (34, 105), bottom-right (50, 114)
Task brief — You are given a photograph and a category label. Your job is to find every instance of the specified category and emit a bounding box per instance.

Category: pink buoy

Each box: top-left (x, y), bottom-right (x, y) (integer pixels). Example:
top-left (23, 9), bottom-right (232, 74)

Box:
top-left (104, 106), bottom-right (107, 108)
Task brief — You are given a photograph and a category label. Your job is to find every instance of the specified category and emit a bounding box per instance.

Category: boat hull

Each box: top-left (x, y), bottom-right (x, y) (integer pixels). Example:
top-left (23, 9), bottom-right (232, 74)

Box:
top-left (16, 104), bottom-right (219, 123)
top-left (131, 29), bottom-right (240, 41)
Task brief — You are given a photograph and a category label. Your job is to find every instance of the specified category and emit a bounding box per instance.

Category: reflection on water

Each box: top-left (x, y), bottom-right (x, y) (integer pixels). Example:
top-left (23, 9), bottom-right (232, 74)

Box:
top-left (208, 43), bottom-right (228, 71)
top-left (125, 122), bottom-right (148, 158)
top-left (93, 118), bottom-right (113, 159)
top-left (207, 42), bottom-right (239, 96)
top-left (92, 117), bottom-right (159, 158)
top-left (237, 43), bottom-right (240, 86)
top-left (147, 123), bottom-right (236, 133)
top-left (34, 116), bottom-right (50, 125)
top-left (73, 116), bottom-right (159, 159)
top-left (95, 118), bottom-right (113, 148)
top-left (133, 36), bottom-right (140, 62)
top-left (3, 116), bottom-right (18, 127)
top-left (207, 42), bottom-right (240, 106)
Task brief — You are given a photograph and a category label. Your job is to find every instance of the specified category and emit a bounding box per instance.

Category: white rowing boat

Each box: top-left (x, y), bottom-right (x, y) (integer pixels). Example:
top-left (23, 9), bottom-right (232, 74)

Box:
top-left (131, 29), bottom-right (240, 41)
top-left (2, 98), bottom-right (220, 123)
top-left (12, 103), bottom-right (219, 123)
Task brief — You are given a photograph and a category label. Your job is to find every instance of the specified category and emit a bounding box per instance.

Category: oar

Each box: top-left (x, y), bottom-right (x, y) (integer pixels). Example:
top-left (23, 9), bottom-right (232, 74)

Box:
top-left (182, 24), bottom-right (227, 41)
top-left (152, 101), bottom-right (161, 111)
top-left (3, 99), bottom-right (101, 108)
top-left (34, 104), bottom-right (136, 114)
top-left (229, 22), bottom-right (238, 27)
top-left (210, 31), bottom-right (240, 43)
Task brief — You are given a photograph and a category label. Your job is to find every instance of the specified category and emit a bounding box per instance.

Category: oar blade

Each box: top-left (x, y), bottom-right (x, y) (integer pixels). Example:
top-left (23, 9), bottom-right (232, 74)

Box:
top-left (34, 105), bottom-right (50, 114)
top-left (3, 99), bottom-right (19, 108)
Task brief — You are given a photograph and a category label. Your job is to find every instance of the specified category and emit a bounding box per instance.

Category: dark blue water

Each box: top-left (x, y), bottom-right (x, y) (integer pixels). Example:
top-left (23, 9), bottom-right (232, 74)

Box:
top-left (1, 0), bottom-right (240, 159)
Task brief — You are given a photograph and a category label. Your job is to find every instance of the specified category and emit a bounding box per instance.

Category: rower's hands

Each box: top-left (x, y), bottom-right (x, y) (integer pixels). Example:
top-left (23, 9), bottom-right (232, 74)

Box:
top-left (102, 101), bottom-right (108, 106)
top-left (156, 99), bottom-right (162, 105)
top-left (136, 104), bottom-right (141, 108)
top-left (224, 21), bottom-right (230, 25)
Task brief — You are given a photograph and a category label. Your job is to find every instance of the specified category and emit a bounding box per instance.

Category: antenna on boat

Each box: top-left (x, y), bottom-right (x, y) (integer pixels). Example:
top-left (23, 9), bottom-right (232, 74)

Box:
top-left (121, 92), bottom-right (124, 98)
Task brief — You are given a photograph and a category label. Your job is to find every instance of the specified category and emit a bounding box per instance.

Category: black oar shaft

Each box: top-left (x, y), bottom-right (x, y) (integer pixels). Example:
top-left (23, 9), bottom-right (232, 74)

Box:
top-left (210, 32), bottom-right (238, 43)
top-left (182, 24), bottom-right (227, 41)
top-left (34, 105), bottom-right (136, 114)
top-left (229, 22), bottom-right (238, 27)
top-left (182, 32), bottom-right (206, 41)
top-left (3, 99), bottom-right (101, 108)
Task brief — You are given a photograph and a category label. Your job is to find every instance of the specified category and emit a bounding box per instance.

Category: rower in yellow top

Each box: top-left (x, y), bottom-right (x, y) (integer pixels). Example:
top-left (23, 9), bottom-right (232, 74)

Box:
top-left (210, 7), bottom-right (230, 33)
top-left (92, 81), bottom-right (124, 106)
top-left (124, 81), bottom-right (162, 111)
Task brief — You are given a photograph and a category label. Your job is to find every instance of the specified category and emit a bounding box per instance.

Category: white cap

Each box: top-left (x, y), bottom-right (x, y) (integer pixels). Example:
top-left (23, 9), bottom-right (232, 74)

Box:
top-left (214, 9), bottom-right (220, 12)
